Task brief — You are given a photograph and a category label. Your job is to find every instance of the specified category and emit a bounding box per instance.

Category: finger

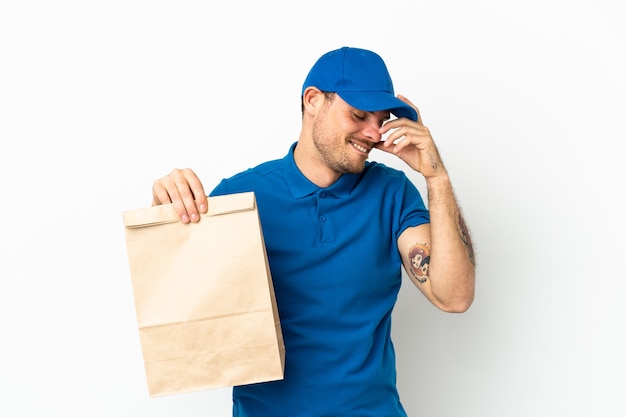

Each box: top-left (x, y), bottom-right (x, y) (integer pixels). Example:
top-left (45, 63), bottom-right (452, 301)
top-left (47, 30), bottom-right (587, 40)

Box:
top-left (382, 123), bottom-right (425, 145)
top-left (168, 184), bottom-right (193, 224)
top-left (387, 124), bottom-right (419, 142)
top-left (397, 95), bottom-right (423, 125)
top-left (152, 169), bottom-right (203, 224)
top-left (157, 173), bottom-right (193, 223)
top-left (379, 118), bottom-right (409, 146)
top-left (171, 168), bottom-right (205, 223)
top-left (373, 141), bottom-right (394, 154)
top-left (181, 168), bottom-right (208, 216)
top-left (152, 180), bottom-right (173, 206)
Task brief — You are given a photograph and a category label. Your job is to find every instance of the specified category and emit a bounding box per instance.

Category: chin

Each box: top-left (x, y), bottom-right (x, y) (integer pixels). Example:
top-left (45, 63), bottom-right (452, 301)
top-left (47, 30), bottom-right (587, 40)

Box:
top-left (344, 163), bottom-right (366, 175)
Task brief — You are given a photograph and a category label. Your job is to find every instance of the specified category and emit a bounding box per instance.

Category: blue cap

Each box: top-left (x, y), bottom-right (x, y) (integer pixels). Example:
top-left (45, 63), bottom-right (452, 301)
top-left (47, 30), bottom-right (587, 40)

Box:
top-left (301, 47), bottom-right (418, 122)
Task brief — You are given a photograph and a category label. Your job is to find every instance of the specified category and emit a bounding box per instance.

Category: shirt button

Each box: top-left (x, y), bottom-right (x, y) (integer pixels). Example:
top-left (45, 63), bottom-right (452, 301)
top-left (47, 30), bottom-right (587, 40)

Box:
top-left (319, 215), bottom-right (326, 222)
top-left (319, 191), bottom-right (327, 198)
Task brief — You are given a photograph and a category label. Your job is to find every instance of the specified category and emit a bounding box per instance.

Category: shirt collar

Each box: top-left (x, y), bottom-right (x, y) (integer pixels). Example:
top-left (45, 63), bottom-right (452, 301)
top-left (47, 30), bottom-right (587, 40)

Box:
top-left (283, 142), bottom-right (360, 199)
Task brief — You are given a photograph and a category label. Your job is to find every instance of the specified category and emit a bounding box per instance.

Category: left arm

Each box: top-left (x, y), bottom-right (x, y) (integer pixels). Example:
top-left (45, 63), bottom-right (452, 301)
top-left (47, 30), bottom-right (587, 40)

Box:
top-left (397, 177), bottom-right (475, 313)
top-left (376, 96), bottom-right (475, 312)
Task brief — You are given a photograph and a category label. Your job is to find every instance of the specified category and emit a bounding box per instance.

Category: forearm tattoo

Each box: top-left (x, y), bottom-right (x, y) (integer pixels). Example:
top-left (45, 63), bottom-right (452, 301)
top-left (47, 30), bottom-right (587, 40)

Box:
top-left (457, 213), bottom-right (476, 266)
top-left (408, 243), bottom-right (430, 284)
top-left (428, 151), bottom-right (438, 171)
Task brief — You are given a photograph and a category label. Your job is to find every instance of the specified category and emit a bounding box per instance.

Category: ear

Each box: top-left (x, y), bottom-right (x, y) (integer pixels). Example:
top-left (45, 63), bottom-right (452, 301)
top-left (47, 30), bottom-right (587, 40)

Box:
top-left (302, 86), bottom-right (324, 116)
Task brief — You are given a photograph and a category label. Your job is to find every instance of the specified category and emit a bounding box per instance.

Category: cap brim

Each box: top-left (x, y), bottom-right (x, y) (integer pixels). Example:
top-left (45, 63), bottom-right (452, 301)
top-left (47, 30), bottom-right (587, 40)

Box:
top-left (338, 91), bottom-right (418, 122)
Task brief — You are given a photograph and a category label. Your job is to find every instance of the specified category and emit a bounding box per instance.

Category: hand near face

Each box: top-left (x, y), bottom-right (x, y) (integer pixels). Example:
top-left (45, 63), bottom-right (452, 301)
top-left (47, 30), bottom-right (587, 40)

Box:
top-left (375, 95), bottom-right (447, 180)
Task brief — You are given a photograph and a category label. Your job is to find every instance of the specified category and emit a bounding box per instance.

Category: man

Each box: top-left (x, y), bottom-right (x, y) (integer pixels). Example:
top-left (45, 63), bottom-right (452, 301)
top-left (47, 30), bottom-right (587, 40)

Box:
top-left (152, 46), bottom-right (475, 417)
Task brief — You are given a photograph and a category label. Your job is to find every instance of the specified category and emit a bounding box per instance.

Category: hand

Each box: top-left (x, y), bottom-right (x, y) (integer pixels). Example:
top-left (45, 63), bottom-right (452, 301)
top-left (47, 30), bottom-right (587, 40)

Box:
top-left (152, 168), bottom-right (208, 223)
top-left (375, 95), bottom-right (446, 180)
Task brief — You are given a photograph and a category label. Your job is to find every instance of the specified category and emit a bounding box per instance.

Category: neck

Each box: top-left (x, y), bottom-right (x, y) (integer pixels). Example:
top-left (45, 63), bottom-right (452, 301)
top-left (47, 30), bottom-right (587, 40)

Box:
top-left (293, 137), bottom-right (341, 188)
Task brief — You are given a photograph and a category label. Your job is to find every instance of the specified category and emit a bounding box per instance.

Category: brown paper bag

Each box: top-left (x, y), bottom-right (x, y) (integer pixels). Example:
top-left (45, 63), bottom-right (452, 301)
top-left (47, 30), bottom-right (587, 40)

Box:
top-left (122, 191), bottom-right (285, 397)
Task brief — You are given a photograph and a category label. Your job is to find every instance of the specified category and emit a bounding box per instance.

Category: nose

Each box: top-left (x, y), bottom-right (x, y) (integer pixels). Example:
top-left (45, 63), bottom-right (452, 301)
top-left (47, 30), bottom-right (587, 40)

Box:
top-left (363, 120), bottom-right (383, 143)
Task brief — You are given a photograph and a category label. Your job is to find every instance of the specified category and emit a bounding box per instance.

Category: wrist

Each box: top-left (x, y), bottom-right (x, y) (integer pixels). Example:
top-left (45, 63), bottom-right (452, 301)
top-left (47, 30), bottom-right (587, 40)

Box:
top-left (424, 170), bottom-right (450, 188)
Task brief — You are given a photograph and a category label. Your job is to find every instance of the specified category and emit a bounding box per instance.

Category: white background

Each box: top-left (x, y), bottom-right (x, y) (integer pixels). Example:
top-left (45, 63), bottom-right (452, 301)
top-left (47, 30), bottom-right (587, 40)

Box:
top-left (1, 1), bottom-right (624, 416)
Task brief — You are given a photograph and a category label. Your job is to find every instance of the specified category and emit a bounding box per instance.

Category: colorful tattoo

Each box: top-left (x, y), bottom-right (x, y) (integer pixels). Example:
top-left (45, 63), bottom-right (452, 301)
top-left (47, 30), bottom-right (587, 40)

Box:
top-left (457, 213), bottom-right (475, 266)
top-left (408, 243), bottom-right (430, 284)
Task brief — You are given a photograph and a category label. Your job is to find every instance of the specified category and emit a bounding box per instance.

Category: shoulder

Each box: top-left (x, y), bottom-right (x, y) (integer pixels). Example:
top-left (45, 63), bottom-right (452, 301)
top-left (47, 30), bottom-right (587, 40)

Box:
top-left (228, 157), bottom-right (285, 182)
top-left (362, 161), bottom-right (411, 185)
top-left (210, 157), bottom-right (285, 196)
top-left (359, 161), bottom-right (425, 206)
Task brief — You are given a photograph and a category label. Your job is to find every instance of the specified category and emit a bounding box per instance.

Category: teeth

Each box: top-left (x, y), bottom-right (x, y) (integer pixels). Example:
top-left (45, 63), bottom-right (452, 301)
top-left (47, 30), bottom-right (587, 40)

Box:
top-left (352, 142), bottom-right (368, 153)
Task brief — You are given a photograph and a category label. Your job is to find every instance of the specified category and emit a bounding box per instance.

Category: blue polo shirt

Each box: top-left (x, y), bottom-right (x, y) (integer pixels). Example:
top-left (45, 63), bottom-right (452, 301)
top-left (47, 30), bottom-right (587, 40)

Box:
top-left (210, 142), bottom-right (430, 417)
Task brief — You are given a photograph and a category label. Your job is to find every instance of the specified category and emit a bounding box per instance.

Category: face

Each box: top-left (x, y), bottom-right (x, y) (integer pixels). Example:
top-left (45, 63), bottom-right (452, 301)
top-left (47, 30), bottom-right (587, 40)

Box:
top-left (311, 94), bottom-right (390, 175)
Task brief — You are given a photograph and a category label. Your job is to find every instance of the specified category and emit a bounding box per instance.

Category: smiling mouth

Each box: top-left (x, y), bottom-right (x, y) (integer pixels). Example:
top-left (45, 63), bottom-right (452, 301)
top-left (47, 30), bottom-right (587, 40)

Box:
top-left (350, 141), bottom-right (371, 154)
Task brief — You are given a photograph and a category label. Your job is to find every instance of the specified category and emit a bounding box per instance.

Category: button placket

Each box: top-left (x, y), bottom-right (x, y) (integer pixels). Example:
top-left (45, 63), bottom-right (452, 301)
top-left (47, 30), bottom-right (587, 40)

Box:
top-left (317, 191), bottom-right (327, 222)
top-left (316, 191), bottom-right (333, 243)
